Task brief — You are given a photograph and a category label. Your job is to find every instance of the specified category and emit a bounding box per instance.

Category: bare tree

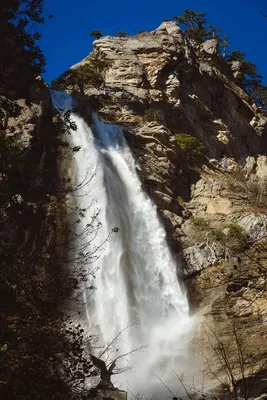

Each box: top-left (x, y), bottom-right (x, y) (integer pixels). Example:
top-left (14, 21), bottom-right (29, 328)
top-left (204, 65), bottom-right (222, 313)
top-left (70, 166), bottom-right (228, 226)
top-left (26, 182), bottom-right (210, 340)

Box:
top-left (201, 320), bottom-right (267, 400)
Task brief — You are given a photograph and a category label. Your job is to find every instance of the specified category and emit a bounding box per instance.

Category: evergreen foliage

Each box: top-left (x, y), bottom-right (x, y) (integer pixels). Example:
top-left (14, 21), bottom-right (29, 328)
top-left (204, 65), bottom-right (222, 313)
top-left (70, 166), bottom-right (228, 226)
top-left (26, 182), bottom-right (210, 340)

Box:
top-left (90, 30), bottom-right (103, 40)
top-left (0, 3), bottom-right (99, 398)
top-left (225, 50), bottom-right (267, 108)
top-left (143, 108), bottom-right (162, 123)
top-left (116, 30), bottom-right (128, 37)
top-left (226, 50), bottom-right (263, 92)
top-left (0, 98), bottom-right (96, 398)
top-left (0, 0), bottom-right (46, 97)
top-left (172, 10), bottom-right (221, 43)
top-left (251, 85), bottom-right (267, 110)
top-left (175, 133), bottom-right (205, 165)
top-left (171, 10), bottom-right (266, 110)
top-left (51, 53), bottom-right (111, 93)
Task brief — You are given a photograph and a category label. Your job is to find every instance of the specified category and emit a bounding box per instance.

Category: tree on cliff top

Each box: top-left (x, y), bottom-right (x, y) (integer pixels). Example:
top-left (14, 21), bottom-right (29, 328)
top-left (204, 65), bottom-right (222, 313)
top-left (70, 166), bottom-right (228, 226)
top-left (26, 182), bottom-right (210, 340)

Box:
top-left (172, 10), bottom-right (266, 110)
top-left (172, 10), bottom-right (221, 43)
top-left (251, 85), bottom-right (267, 110)
top-left (226, 50), bottom-right (263, 85)
top-left (226, 50), bottom-right (266, 106)
top-left (116, 30), bottom-right (128, 37)
top-left (51, 53), bottom-right (111, 93)
top-left (90, 30), bottom-right (103, 40)
top-left (0, 0), bottom-right (47, 97)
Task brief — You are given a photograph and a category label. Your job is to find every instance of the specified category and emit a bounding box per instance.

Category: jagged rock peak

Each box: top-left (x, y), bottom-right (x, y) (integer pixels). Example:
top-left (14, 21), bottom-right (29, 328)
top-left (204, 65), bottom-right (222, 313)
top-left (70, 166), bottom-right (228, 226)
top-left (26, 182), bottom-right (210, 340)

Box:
top-left (151, 20), bottom-right (182, 35)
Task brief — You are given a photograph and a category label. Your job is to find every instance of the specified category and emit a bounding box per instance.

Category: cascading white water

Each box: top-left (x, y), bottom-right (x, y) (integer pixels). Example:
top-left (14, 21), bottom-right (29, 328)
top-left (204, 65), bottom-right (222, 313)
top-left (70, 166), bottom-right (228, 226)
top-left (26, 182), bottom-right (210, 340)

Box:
top-left (52, 91), bottom-right (195, 398)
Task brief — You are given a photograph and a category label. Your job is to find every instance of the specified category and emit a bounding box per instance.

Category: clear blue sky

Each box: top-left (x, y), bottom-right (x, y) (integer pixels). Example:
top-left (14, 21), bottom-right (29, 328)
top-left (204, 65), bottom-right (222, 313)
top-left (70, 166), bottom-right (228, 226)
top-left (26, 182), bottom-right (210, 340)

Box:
top-left (40, 0), bottom-right (267, 84)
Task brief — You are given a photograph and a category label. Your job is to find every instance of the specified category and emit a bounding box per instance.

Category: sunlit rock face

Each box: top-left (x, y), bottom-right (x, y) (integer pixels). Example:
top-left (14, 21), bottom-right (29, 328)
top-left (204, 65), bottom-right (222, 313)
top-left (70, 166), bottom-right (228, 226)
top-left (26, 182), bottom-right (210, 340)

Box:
top-left (56, 21), bottom-right (267, 396)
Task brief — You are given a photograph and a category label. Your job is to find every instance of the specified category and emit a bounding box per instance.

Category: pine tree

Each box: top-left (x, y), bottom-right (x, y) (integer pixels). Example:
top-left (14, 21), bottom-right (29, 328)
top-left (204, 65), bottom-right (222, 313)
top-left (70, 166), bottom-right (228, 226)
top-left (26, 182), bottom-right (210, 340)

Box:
top-left (251, 85), bottom-right (267, 110)
top-left (51, 53), bottom-right (111, 93)
top-left (226, 50), bottom-right (263, 94)
top-left (116, 30), bottom-right (128, 37)
top-left (0, 0), bottom-right (46, 97)
top-left (90, 30), bottom-right (103, 40)
top-left (172, 10), bottom-right (220, 43)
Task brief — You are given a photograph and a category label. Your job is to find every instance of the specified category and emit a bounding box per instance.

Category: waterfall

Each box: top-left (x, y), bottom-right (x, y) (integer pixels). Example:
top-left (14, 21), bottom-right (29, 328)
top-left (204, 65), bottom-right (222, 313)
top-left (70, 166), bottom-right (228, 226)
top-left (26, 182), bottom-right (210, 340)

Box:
top-left (52, 91), bottom-right (195, 398)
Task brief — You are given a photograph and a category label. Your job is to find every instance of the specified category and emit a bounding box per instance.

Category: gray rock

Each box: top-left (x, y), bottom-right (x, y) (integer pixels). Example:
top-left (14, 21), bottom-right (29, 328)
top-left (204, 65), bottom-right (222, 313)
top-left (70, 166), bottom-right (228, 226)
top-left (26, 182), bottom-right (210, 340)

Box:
top-left (153, 21), bottom-right (182, 36)
top-left (231, 60), bottom-right (242, 72)
top-left (201, 38), bottom-right (218, 55)
top-left (199, 62), bottom-right (214, 76)
top-left (162, 210), bottom-right (183, 228)
top-left (183, 241), bottom-right (225, 275)
top-left (238, 214), bottom-right (267, 241)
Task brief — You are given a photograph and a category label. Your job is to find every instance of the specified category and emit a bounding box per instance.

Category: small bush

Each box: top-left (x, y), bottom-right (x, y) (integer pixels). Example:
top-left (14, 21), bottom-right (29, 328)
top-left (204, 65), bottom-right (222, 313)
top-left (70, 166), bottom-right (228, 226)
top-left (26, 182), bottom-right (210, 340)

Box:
top-left (90, 30), bottom-right (103, 40)
top-left (177, 196), bottom-right (186, 208)
top-left (190, 217), bottom-right (249, 254)
top-left (143, 108), bottom-right (162, 123)
top-left (51, 53), bottom-right (111, 93)
top-left (210, 223), bottom-right (249, 253)
top-left (225, 223), bottom-right (249, 251)
top-left (175, 133), bottom-right (205, 165)
top-left (116, 30), bottom-right (128, 37)
top-left (191, 217), bottom-right (210, 229)
top-left (221, 165), bottom-right (267, 210)
top-left (217, 72), bottom-right (227, 82)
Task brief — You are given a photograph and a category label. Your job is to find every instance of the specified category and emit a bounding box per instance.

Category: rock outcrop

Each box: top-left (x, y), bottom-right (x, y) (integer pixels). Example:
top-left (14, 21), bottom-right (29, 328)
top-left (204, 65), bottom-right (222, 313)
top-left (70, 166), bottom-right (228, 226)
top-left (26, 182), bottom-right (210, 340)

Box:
top-left (55, 21), bottom-right (267, 396)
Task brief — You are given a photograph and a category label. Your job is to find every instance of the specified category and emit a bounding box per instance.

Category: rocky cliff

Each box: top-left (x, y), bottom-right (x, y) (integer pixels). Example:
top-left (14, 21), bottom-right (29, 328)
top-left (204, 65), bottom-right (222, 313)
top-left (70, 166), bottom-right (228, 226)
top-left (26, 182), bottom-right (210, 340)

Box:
top-left (53, 21), bottom-right (267, 397)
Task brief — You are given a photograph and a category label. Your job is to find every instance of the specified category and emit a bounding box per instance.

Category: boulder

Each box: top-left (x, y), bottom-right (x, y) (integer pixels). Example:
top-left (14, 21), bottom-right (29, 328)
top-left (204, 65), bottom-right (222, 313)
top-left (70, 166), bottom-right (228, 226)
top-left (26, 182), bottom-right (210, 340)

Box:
top-left (201, 38), bottom-right (219, 55)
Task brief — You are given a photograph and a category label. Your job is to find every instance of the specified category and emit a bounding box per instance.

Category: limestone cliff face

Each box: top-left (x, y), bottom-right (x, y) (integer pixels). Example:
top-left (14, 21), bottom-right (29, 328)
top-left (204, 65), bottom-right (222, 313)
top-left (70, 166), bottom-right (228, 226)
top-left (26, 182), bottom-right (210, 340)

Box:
top-left (57, 22), bottom-right (267, 395)
top-left (0, 84), bottom-right (63, 287)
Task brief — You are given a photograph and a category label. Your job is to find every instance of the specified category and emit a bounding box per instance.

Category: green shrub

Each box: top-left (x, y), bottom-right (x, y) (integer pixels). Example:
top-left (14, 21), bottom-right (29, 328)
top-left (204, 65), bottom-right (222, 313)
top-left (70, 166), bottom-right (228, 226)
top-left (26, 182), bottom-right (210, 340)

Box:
top-left (177, 196), bottom-right (186, 208)
top-left (175, 133), bottom-right (205, 165)
top-left (172, 10), bottom-right (220, 43)
top-left (51, 53), bottom-right (111, 93)
top-left (210, 227), bottom-right (226, 242)
top-left (226, 50), bottom-right (264, 96)
top-left (191, 217), bottom-right (210, 229)
top-left (190, 216), bottom-right (249, 254)
top-left (225, 223), bottom-right (249, 251)
top-left (143, 108), bottom-right (162, 123)
top-left (220, 166), bottom-right (267, 210)
top-left (90, 30), bottom-right (103, 40)
top-left (0, 0), bottom-right (46, 97)
top-left (116, 30), bottom-right (128, 37)
top-left (211, 223), bottom-right (249, 253)
top-left (217, 72), bottom-right (227, 82)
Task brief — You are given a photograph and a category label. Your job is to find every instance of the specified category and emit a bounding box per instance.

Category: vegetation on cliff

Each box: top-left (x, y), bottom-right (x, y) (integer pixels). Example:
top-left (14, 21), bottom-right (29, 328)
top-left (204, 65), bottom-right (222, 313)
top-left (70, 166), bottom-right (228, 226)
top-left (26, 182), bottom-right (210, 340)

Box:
top-left (169, 10), bottom-right (267, 109)
top-left (175, 134), bottom-right (205, 166)
top-left (90, 30), bottom-right (103, 40)
top-left (0, 99), bottom-right (96, 399)
top-left (172, 10), bottom-right (221, 43)
top-left (51, 53), bottom-right (111, 94)
top-left (0, 2), bottom-right (96, 399)
top-left (0, 0), bottom-right (47, 98)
